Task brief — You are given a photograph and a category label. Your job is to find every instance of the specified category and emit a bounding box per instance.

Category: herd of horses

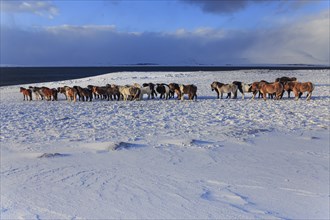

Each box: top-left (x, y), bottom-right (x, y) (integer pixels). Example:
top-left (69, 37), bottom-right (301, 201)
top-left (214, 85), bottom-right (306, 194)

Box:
top-left (19, 76), bottom-right (314, 102)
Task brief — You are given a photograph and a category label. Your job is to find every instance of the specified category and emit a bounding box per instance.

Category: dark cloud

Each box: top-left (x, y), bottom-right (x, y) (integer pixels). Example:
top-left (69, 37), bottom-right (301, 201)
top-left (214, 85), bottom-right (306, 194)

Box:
top-left (181, 0), bottom-right (266, 14)
top-left (181, 0), bottom-right (318, 15)
top-left (1, 10), bottom-right (328, 66)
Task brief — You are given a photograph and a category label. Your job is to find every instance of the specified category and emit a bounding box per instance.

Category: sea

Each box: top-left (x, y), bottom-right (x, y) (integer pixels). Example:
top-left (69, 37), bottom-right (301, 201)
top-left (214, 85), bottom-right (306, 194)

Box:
top-left (0, 65), bottom-right (328, 87)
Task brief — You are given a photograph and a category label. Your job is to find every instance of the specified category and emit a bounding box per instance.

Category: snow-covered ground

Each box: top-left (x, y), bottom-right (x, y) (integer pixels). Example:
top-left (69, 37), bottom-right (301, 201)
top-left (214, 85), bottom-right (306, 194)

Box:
top-left (1, 69), bottom-right (329, 219)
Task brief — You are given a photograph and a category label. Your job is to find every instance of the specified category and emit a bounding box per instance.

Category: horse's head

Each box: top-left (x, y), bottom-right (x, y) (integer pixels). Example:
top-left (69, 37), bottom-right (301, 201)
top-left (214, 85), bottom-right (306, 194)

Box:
top-left (211, 82), bottom-right (218, 91)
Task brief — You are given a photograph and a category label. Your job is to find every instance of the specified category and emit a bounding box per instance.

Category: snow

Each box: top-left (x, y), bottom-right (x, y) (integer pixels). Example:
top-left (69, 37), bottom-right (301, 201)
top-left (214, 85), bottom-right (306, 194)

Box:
top-left (0, 69), bottom-right (329, 219)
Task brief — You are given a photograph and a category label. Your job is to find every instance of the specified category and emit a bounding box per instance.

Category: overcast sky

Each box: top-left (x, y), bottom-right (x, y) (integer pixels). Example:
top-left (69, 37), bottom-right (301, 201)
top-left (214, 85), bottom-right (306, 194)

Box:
top-left (1, 0), bottom-right (329, 66)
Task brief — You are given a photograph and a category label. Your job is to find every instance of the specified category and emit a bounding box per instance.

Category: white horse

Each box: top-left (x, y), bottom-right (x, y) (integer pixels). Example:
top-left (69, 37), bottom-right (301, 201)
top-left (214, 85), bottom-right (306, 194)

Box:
top-left (133, 83), bottom-right (152, 100)
top-left (232, 81), bottom-right (252, 99)
top-left (119, 86), bottom-right (140, 101)
top-left (217, 84), bottom-right (238, 99)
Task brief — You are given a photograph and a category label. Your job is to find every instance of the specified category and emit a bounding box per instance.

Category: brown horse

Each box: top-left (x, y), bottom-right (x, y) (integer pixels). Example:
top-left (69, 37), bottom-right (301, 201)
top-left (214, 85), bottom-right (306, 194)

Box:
top-left (168, 83), bottom-right (181, 99)
top-left (250, 80), bottom-right (274, 99)
top-left (20, 87), bottom-right (32, 101)
top-left (260, 82), bottom-right (283, 100)
top-left (283, 81), bottom-right (296, 98)
top-left (180, 84), bottom-right (197, 100)
top-left (65, 87), bottom-right (78, 102)
top-left (293, 82), bottom-right (314, 101)
top-left (73, 86), bottom-right (93, 101)
top-left (38, 87), bottom-right (57, 101)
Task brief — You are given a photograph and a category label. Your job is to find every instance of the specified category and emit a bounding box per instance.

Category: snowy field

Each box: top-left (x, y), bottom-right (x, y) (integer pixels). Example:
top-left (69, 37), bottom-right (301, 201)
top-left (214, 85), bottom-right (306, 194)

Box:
top-left (0, 69), bottom-right (329, 219)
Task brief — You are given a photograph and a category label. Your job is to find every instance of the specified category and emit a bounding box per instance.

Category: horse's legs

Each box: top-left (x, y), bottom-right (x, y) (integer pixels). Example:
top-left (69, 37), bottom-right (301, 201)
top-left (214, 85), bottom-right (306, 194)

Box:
top-left (263, 92), bottom-right (267, 101)
top-left (251, 91), bottom-right (257, 100)
top-left (287, 90), bottom-right (291, 98)
top-left (233, 91), bottom-right (237, 99)
top-left (293, 90), bottom-right (299, 100)
top-left (216, 90), bottom-right (219, 99)
top-left (307, 92), bottom-right (312, 101)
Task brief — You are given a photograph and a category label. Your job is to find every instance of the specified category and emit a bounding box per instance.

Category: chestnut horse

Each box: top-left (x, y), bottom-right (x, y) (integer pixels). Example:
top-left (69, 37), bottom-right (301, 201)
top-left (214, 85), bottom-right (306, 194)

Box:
top-left (20, 87), bottom-right (32, 101)
top-left (250, 80), bottom-right (274, 99)
top-left (65, 87), bottom-right (78, 102)
top-left (260, 82), bottom-right (283, 100)
top-left (293, 82), bottom-right (314, 101)
top-left (168, 83), bottom-right (181, 100)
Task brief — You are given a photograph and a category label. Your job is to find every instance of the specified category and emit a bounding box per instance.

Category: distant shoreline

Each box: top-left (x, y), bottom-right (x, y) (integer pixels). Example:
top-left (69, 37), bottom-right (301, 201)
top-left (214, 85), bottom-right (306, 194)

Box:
top-left (1, 65), bottom-right (329, 87)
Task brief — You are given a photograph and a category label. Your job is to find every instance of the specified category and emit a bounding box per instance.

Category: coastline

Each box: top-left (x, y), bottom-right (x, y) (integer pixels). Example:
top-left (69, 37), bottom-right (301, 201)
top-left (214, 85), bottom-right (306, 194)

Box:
top-left (1, 65), bottom-right (329, 87)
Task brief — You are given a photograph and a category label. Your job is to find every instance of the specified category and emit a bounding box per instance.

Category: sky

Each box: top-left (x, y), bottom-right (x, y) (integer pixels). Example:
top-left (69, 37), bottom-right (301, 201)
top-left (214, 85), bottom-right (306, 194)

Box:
top-left (0, 0), bottom-right (329, 66)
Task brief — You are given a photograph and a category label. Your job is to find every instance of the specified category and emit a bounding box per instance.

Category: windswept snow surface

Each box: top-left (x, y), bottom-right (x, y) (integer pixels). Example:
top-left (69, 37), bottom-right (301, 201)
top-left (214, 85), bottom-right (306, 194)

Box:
top-left (1, 69), bottom-right (329, 219)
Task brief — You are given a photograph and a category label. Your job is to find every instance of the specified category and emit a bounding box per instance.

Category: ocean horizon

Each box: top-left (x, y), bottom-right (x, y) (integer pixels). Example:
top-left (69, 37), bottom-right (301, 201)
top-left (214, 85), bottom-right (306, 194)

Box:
top-left (1, 65), bottom-right (329, 87)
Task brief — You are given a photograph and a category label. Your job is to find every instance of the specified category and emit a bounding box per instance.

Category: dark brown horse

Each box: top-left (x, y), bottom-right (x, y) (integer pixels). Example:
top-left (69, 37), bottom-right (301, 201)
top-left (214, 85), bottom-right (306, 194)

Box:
top-left (180, 84), bottom-right (197, 100)
top-left (283, 81), bottom-right (296, 98)
top-left (73, 86), bottom-right (93, 101)
top-left (275, 76), bottom-right (297, 83)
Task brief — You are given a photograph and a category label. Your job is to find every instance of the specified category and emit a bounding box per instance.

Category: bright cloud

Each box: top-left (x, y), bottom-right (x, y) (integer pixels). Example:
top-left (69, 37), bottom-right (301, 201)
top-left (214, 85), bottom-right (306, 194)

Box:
top-left (1, 1), bottom-right (59, 19)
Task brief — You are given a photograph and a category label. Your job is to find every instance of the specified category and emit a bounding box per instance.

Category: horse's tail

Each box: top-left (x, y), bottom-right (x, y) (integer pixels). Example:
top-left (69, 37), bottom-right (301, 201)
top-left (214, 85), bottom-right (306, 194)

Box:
top-left (310, 82), bottom-right (314, 92)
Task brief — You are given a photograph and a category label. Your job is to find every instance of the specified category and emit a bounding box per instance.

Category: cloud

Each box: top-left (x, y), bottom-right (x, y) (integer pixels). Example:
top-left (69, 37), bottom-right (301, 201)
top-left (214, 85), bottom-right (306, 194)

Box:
top-left (181, 0), bottom-right (318, 15)
top-left (181, 0), bottom-right (266, 14)
top-left (1, 10), bottom-right (328, 66)
top-left (1, 1), bottom-right (59, 19)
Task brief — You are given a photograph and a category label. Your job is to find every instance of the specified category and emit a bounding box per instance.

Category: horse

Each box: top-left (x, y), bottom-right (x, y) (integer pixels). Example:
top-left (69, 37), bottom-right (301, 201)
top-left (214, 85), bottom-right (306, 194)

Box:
top-left (92, 86), bottom-right (108, 100)
top-left (19, 87), bottom-right (32, 101)
top-left (156, 84), bottom-right (170, 99)
top-left (168, 83), bottom-right (181, 99)
top-left (232, 81), bottom-right (252, 99)
top-left (217, 83), bottom-right (238, 99)
top-left (259, 82), bottom-right (283, 100)
top-left (180, 84), bottom-right (197, 100)
top-left (250, 80), bottom-right (273, 99)
top-left (211, 81), bottom-right (227, 99)
top-left (282, 81), bottom-right (297, 98)
top-left (65, 87), bottom-right (78, 102)
top-left (134, 83), bottom-right (152, 100)
top-left (29, 86), bottom-right (44, 100)
top-left (32, 86), bottom-right (57, 101)
top-left (119, 86), bottom-right (141, 101)
top-left (73, 86), bottom-right (93, 101)
top-left (106, 84), bottom-right (121, 101)
top-left (143, 83), bottom-right (157, 99)
top-left (292, 82), bottom-right (314, 101)
top-left (57, 86), bottom-right (69, 100)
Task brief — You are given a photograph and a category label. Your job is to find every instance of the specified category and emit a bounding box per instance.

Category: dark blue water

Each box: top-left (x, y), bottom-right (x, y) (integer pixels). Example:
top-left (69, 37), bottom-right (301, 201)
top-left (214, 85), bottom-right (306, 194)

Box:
top-left (0, 65), bottom-right (328, 87)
